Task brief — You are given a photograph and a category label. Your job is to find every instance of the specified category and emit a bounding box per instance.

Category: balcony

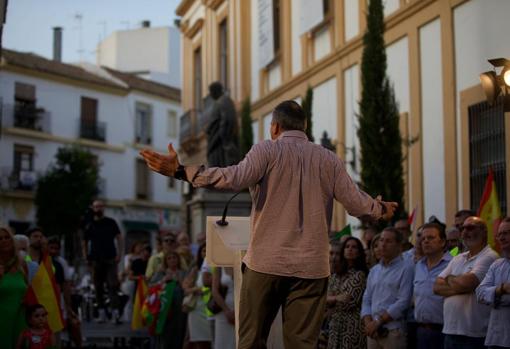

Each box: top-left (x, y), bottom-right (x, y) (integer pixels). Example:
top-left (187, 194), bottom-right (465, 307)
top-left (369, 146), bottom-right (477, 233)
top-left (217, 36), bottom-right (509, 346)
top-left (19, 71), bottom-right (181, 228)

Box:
top-left (0, 167), bottom-right (39, 192)
top-left (79, 120), bottom-right (106, 142)
top-left (0, 103), bottom-right (51, 133)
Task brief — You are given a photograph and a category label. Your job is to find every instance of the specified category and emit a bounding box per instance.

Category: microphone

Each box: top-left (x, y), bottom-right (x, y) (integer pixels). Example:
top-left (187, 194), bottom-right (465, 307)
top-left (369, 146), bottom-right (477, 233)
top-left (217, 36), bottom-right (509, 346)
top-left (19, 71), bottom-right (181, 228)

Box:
top-left (216, 191), bottom-right (242, 226)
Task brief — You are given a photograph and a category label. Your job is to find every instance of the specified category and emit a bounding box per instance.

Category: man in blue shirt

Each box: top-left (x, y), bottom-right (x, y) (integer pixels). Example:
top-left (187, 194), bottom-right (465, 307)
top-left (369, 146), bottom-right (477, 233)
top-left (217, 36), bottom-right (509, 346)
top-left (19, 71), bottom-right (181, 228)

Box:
top-left (414, 222), bottom-right (452, 349)
top-left (362, 227), bottom-right (415, 349)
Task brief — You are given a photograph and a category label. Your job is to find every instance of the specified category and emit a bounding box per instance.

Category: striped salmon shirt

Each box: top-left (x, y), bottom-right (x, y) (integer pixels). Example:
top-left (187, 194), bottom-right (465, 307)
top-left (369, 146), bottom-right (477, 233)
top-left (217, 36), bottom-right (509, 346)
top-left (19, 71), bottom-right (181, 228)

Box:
top-left (183, 130), bottom-right (383, 279)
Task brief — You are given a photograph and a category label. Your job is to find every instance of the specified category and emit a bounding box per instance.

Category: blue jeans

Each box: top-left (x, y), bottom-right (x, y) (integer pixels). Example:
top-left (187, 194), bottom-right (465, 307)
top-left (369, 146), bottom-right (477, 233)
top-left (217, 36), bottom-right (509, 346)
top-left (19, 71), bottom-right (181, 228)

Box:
top-left (444, 334), bottom-right (486, 349)
top-left (416, 326), bottom-right (444, 349)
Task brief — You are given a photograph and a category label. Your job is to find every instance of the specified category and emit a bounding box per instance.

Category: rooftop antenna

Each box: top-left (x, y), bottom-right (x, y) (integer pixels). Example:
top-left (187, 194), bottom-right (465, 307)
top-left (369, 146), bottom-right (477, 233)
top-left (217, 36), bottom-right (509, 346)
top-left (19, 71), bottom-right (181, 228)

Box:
top-left (73, 13), bottom-right (84, 61)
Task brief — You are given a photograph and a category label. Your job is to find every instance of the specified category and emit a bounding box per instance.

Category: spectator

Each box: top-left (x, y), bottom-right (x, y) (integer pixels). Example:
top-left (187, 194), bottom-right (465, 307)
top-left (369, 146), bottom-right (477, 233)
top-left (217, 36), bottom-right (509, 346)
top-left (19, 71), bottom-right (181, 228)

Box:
top-left (434, 216), bottom-right (498, 349)
top-left (403, 226), bottom-right (424, 263)
top-left (150, 251), bottom-right (187, 349)
top-left (445, 227), bottom-right (462, 253)
top-left (17, 303), bottom-right (55, 349)
top-left (0, 226), bottom-right (28, 349)
top-left (476, 217), bottom-right (510, 349)
top-left (47, 236), bottom-right (77, 322)
top-left (121, 241), bottom-right (143, 321)
top-left (361, 227), bottom-right (414, 349)
top-left (414, 223), bottom-right (452, 349)
top-left (13, 234), bottom-right (38, 282)
top-left (212, 267), bottom-right (235, 349)
top-left (81, 199), bottom-right (123, 324)
top-left (177, 232), bottom-right (193, 271)
top-left (26, 227), bottom-right (45, 263)
top-left (327, 237), bottom-right (368, 349)
top-left (367, 233), bottom-right (382, 268)
top-left (146, 233), bottom-right (179, 280)
top-left (183, 243), bottom-right (212, 349)
top-left (394, 218), bottom-right (413, 252)
top-left (454, 209), bottom-right (476, 231)
top-left (191, 232), bottom-right (207, 258)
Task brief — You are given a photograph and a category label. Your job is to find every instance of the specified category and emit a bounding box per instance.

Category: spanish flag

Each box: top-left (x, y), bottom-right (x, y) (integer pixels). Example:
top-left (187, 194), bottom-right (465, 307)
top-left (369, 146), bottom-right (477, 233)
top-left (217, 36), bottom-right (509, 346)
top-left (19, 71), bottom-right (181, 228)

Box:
top-left (25, 254), bottom-right (65, 332)
top-left (131, 276), bottom-right (148, 330)
top-left (477, 168), bottom-right (502, 252)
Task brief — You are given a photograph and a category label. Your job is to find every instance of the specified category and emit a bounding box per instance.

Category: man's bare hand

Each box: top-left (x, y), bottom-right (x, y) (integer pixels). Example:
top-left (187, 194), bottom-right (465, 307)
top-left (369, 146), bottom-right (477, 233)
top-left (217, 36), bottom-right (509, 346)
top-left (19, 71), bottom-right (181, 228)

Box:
top-left (139, 143), bottom-right (180, 177)
top-left (376, 195), bottom-right (398, 221)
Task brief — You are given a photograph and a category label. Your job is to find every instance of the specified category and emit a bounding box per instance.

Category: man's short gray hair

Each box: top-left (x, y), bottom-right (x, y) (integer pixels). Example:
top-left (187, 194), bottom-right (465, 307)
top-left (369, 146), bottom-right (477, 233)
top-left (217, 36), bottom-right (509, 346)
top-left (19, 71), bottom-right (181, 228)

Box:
top-left (272, 100), bottom-right (306, 131)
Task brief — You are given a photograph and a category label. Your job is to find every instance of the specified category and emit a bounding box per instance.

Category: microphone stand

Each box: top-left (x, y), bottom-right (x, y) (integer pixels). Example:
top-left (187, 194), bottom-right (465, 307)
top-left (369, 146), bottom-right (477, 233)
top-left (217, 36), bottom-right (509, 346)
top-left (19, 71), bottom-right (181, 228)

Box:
top-left (216, 191), bottom-right (242, 226)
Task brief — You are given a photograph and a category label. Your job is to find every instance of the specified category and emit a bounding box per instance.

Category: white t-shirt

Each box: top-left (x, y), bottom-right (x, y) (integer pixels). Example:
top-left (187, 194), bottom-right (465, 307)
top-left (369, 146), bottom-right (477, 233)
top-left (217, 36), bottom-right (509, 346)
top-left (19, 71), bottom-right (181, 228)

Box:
top-left (439, 245), bottom-right (498, 337)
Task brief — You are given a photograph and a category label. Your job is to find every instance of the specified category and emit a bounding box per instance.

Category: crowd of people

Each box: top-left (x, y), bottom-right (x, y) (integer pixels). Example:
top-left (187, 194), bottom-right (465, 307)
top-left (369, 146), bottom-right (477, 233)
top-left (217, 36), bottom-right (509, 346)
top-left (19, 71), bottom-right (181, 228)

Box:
top-left (1, 208), bottom-right (510, 349)
top-left (321, 209), bottom-right (510, 349)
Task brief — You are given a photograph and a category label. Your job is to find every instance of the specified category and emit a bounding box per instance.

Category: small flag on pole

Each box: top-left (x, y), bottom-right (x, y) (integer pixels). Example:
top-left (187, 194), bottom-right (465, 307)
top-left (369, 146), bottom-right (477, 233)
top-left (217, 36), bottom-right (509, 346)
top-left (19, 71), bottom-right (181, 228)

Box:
top-left (477, 168), bottom-right (502, 252)
top-left (25, 254), bottom-right (65, 332)
top-left (332, 224), bottom-right (352, 241)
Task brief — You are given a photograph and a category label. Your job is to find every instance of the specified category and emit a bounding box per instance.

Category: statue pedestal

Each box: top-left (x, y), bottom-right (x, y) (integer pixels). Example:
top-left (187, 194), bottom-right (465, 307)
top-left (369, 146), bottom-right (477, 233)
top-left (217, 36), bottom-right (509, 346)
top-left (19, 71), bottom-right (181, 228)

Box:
top-left (186, 188), bottom-right (252, 242)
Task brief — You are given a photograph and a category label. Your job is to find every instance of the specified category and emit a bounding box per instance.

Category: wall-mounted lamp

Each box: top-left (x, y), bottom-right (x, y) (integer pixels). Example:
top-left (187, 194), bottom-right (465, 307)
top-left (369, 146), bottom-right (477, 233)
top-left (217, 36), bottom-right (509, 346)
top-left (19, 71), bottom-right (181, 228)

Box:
top-left (479, 58), bottom-right (510, 111)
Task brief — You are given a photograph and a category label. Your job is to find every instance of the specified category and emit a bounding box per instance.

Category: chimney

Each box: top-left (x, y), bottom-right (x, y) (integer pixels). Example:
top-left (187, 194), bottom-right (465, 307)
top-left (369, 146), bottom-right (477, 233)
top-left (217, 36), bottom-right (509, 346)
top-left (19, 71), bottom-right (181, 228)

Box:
top-left (53, 27), bottom-right (62, 62)
top-left (142, 20), bottom-right (151, 28)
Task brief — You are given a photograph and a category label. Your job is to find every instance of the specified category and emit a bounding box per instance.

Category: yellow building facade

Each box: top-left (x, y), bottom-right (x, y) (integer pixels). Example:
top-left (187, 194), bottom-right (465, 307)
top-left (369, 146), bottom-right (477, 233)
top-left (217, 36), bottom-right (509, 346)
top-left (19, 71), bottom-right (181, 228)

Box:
top-left (176, 0), bottom-right (510, 231)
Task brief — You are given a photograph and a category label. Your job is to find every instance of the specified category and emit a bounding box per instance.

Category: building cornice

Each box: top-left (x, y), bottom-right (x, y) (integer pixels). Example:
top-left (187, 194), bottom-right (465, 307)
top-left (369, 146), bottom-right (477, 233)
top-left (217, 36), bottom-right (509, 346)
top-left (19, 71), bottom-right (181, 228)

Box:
top-left (1, 64), bottom-right (128, 96)
top-left (176, 0), bottom-right (197, 16)
top-left (184, 18), bottom-right (204, 38)
top-left (3, 127), bottom-right (126, 153)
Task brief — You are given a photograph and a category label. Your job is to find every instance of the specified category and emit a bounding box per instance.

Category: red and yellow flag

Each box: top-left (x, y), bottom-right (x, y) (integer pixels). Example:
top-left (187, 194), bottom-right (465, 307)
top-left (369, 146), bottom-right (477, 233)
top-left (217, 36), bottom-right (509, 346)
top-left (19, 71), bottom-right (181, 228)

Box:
top-left (477, 168), bottom-right (502, 252)
top-left (25, 254), bottom-right (65, 332)
top-left (131, 276), bottom-right (148, 330)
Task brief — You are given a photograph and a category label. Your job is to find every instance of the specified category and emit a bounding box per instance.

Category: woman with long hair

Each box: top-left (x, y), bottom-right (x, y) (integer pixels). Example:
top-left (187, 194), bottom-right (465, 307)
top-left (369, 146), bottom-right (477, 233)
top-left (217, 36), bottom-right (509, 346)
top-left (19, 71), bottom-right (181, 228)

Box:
top-left (183, 243), bottom-right (212, 349)
top-left (150, 250), bottom-right (187, 349)
top-left (0, 226), bottom-right (28, 349)
top-left (326, 236), bottom-right (369, 349)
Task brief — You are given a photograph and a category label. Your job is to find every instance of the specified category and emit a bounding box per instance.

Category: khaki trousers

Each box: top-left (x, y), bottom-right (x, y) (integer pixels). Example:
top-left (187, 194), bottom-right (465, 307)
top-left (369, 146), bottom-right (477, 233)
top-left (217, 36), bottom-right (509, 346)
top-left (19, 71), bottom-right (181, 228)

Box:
top-left (238, 265), bottom-right (328, 349)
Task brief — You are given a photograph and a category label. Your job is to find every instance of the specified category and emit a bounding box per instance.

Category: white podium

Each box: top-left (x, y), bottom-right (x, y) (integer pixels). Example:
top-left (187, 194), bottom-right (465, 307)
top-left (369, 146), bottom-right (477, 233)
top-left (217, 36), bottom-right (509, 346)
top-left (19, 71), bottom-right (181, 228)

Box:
top-left (206, 216), bottom-right (283, 348)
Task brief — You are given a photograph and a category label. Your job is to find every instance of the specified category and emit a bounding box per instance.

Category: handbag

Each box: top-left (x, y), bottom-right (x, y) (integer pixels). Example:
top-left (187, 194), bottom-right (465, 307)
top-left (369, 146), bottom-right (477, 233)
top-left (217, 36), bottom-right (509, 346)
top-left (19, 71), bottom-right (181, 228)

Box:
top-left (182, 293), bottom-right (198, 313)
top-left (206, 285), bottom-right (228, 315)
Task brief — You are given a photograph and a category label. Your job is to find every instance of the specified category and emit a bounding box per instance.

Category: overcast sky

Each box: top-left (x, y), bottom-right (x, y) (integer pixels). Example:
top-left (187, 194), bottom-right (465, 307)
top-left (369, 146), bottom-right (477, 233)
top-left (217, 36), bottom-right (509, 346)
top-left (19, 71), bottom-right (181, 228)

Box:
top-left (3, 0), bottom-right (182, 63)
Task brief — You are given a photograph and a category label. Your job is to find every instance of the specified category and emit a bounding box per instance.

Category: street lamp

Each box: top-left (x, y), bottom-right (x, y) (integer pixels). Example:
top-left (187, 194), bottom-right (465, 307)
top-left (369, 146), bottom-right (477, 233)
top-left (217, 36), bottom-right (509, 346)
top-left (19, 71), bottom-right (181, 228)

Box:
top-left (479, 58), bottom-right (510, 111)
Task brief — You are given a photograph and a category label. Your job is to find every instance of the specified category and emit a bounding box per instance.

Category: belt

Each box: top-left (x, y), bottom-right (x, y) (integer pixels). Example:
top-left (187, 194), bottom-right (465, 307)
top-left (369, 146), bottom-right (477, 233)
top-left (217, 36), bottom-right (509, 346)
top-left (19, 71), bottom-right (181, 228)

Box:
top-left (417, 322), bottom-right (443, 331)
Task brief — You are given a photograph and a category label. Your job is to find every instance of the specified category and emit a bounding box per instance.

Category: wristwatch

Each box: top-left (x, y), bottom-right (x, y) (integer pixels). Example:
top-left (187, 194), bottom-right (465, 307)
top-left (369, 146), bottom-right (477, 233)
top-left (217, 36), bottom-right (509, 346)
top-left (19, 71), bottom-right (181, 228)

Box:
top-left (174, 165), bottom-right (187, 181)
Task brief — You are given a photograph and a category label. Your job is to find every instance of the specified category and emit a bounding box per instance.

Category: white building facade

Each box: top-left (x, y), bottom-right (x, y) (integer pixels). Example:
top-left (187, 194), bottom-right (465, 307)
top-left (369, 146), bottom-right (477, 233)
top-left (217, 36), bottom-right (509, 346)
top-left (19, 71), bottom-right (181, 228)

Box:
top-left (97, 23), bottom-right (181, 89)
top-left (0, 49), bottom-right (182, 249)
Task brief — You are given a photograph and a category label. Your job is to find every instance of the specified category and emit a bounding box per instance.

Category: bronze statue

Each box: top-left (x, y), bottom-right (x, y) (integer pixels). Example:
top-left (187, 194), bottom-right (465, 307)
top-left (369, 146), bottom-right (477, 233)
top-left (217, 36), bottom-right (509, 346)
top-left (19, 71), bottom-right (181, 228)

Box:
top-left (205, 82), bottom-right (241, 167)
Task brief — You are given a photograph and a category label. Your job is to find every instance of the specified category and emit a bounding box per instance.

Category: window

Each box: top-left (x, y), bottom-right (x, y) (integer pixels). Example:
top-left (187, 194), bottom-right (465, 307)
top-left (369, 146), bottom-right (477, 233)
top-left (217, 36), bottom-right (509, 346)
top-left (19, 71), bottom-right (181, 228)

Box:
top-left (272, 0), bottom-right (281, 54)
top-left (135, 102), bottom-right (152, 144)
top-left (14, 82), bottom-right (37, 129)
top-left (136, 158), bottom-right (151, 200)
top-left (168, 177), bottom-right (176, 190)
top-left (193, 47), bottom-right (203, 110)
top-left (167, 110), bottom-right (177, 138)
top-left (13, 144), bottom-right (35, 190)
top-left (80, 97), bottom-right (104, 141)
top-left (469, 98), bottom-right (507, 215)
top-left (219, 19), bottom-right (228, 89)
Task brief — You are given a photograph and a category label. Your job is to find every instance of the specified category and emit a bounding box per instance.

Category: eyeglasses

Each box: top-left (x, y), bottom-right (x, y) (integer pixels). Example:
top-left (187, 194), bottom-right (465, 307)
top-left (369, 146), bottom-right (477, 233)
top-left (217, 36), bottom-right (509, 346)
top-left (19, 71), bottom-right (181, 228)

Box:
top-left (163, 238), bottom-right (176, 244)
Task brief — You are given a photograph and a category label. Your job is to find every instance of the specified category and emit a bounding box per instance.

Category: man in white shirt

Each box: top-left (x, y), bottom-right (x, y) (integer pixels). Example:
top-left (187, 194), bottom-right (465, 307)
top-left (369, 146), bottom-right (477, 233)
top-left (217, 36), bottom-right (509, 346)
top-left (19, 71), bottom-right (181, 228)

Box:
top-left (476, 217), bottom-right (510, 349)
top-left (433, 216), bottom-right (498, 349)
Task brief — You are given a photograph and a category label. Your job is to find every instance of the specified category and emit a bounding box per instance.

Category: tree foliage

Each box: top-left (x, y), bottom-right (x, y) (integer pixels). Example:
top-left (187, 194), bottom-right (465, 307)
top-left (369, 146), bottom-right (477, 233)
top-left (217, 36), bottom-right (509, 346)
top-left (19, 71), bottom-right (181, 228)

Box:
top-left (35, 146), bottom-right (99, 258)
top-left (239, 97), bottom-right (254, 157)
top-left (358, 0), bottom-right (405, 221)
top-left (302, 86), bottom-right (314, 142)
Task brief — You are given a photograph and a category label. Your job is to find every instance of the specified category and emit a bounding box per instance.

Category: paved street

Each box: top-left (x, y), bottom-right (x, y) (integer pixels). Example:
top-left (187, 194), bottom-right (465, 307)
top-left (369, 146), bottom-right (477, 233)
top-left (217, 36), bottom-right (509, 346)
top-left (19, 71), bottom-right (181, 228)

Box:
top-left (63, 321), bottom-right (150, 348)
